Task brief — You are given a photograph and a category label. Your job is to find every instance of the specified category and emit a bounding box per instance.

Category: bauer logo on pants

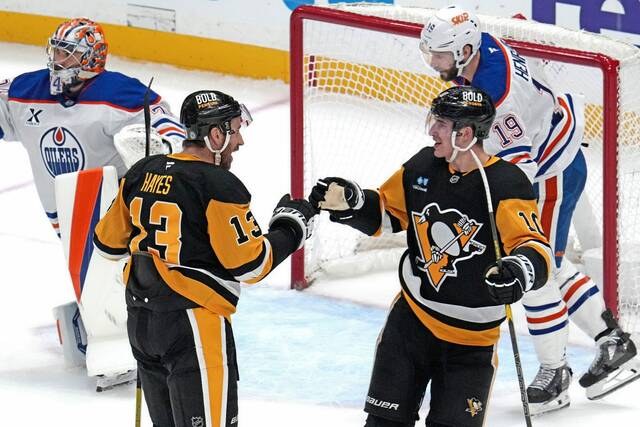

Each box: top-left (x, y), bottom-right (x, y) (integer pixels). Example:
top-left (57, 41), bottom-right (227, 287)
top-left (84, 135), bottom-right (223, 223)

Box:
top-left (411, 203), bottom-right (486, 292)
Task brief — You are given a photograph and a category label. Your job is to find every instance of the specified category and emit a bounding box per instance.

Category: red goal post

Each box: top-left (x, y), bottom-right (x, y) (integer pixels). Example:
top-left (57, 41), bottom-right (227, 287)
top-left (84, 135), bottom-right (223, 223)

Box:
top-left (289, 4), bottom-right (640, 331)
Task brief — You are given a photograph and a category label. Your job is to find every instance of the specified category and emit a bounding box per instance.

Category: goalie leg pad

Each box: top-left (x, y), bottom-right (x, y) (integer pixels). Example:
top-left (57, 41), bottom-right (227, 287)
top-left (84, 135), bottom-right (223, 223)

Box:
top-left (53, 301), bottom-right (87, 368)
top-left (55, 167), bottom-right (135, 377)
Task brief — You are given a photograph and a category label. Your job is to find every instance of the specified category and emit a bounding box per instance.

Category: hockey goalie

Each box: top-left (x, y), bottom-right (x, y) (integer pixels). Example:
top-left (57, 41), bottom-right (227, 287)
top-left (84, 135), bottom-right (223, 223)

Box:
top-left (0, 18), bottom-right (184, 391)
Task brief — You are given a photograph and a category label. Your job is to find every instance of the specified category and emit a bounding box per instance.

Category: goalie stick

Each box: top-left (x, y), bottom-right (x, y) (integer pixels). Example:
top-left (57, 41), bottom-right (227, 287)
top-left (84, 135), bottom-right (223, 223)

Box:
top-left (135, 76), bottom-right (154, 427)
top-left (143, 77), bottom-right (154, 158)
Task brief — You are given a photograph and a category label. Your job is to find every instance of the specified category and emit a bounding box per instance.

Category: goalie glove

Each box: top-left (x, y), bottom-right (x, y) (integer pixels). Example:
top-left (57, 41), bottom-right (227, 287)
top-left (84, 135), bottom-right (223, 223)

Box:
top-left (269, 194), bottom-right (317, 250)
top-left (309, 177), bottom-right (365, 220)
top-left (484, 254), bottom-right (535, 305)
top-left (114, 124), bottom-right (174, 169)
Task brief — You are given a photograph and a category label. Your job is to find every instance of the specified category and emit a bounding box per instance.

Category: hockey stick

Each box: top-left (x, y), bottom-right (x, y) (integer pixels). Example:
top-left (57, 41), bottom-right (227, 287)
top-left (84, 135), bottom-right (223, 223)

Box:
top-left (143, 77), bottom-right (154, 157)
top-left (468, 149), bottom-right (533, 427)
top-left (134, 77), bottom-right (153, 427)
top-left (135, 374), bottom-right (142, 427)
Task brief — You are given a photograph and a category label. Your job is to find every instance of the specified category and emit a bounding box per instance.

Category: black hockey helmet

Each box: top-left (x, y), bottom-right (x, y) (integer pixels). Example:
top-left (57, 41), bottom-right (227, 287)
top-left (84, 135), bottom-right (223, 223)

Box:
top-left (429, 86), bottom-right (496, 140)
top-left (180, 90), bottom-right (252, 141)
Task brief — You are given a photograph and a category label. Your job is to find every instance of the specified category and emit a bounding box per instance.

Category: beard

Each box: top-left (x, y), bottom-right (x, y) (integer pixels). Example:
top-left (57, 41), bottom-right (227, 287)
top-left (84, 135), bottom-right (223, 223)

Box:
top-left (439, 66), bottom-right (459, 82)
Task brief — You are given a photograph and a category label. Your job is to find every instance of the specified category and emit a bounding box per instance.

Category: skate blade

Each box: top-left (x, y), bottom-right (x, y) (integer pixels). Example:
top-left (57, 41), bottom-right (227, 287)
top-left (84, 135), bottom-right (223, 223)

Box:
top-left (529, 392), bottom-right (570, 417)
top-left (586, 361), bottom-right (640, 400)
top-left (96, 370), bottom-right (137, 392)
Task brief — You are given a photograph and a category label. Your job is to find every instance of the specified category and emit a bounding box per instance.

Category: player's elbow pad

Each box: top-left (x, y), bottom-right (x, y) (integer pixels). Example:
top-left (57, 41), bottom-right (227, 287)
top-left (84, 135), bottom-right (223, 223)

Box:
top-left (513, 246), bottom-right (549, 291)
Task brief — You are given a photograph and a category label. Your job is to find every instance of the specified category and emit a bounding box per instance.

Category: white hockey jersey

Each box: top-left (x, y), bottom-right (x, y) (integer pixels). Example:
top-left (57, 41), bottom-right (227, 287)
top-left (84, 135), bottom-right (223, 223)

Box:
top-left (0, 70), bottom-right (185, 234)
top-left (460, 33), bottom-right (585, 183)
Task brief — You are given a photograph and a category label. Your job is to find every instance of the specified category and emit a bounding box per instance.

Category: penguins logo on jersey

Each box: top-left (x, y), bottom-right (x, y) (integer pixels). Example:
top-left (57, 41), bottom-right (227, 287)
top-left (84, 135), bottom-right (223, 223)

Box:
top-left (39, 126), bottom-right (86, 177)
top-left (412, 203), bottom-right (486, 291)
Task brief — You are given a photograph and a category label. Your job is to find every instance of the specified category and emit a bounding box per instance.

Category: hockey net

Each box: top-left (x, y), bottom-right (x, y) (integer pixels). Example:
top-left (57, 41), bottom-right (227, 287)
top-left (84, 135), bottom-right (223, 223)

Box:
top-left (290, 4), bottom-right (640, 334)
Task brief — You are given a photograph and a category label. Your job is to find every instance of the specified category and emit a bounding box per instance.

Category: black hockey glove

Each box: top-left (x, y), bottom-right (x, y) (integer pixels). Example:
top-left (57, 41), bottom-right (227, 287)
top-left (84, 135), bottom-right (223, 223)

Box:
top-left (484, 254), bottom-right (535, 305)
top-left (309, 177), bottom-right (364, 221)
top-left (269, 194), bottom-right (317, 250)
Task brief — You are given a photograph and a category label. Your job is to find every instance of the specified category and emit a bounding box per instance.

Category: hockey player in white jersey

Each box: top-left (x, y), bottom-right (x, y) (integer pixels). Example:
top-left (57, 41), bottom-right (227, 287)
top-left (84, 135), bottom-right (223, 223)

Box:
top-left (419, 5), bottom-right (638, 414)
top-left (0, 18), bottom-right (185, 390)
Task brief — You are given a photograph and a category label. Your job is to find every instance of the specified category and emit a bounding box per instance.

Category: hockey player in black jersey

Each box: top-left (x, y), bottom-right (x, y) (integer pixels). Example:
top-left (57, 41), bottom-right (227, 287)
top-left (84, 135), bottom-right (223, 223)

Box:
top-left (93, 90), bottom-right (317, 427)
top-left (310, 86), bottom-right (552, 427)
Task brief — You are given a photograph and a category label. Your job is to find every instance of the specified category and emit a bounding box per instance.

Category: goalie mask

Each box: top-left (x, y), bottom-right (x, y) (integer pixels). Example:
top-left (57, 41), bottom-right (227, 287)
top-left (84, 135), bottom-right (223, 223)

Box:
top-left (180, 90), bottom-right (252, 165)
top-left (47, 18), bottom-right (108, 96)
top-left (427, 86), bottom-right (496, 162)
top-left (419, 6), bottom-right (481, 80)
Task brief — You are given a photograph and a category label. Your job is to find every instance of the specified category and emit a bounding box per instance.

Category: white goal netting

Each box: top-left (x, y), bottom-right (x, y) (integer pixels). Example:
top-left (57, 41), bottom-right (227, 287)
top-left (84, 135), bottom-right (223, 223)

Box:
top-left (292, 4), bottom-right (640, 333)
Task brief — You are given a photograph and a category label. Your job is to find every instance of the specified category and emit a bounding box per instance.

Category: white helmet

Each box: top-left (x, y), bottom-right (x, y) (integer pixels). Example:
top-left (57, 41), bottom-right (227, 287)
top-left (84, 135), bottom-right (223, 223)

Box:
top-left (419, 6), bottom-right (481, 76)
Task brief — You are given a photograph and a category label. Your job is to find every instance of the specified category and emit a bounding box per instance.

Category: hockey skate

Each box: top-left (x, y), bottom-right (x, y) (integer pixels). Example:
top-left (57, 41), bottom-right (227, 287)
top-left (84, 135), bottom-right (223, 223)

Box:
top-left (96, 369), bottom-right (137, 392)
top-left (527, 363), bottom-right (572, 416)
top-left (579, 320), bottom-right (639, 400)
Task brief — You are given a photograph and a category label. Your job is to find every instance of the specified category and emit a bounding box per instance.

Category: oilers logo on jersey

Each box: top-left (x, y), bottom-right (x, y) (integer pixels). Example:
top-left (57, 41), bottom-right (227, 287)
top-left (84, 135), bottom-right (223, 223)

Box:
top-left (40, 126), bottom-right (85, 177)
top-left (411, 203), bottom-right (486, 291)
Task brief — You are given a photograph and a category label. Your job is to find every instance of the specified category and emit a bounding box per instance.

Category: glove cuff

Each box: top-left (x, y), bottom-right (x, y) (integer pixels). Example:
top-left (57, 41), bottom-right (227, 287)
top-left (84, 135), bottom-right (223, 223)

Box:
top-left (345, 179), bottom-right (365, 210)
top-left (269, 207), bottom-right (314, 250)
top-left (511, 254), bottom-right (535, 292)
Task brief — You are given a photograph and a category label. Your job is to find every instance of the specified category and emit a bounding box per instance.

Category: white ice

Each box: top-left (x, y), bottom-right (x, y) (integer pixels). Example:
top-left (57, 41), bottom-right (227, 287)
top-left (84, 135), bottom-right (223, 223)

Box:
top-left (1, 42), bottom-right (639, 426)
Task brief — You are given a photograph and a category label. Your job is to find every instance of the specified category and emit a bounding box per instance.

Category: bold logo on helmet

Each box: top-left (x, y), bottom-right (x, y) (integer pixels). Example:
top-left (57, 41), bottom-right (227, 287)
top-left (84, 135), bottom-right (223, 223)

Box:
top-left (412, 203), bottom-right (485, 291)
top-left (462, 90), bottom-right (484, 107)
top-left (40, 127), bottom-right (85, 177)
top-left (451, 12), bottom-right (470, 25)
top-left (195, 92), bottom-right (220, 110)
top-left (462, 91), bottom-right (483, 102)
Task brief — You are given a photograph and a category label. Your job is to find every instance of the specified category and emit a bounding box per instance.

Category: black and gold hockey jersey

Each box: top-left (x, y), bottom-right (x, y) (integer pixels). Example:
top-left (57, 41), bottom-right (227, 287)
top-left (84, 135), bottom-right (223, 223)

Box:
top-left (341, 147), bottom-right (551, 346)
top-left (94, 153), bottom-right (297, 318)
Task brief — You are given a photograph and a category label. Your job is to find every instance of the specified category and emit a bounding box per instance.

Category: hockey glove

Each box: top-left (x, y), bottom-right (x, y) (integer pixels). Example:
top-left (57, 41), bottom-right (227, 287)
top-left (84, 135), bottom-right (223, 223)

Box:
top-left (269, 194), bottom-right (317, 250)
top-left (484, 254), bottom-right (535, 305)
top-left (309, 177), bottom-right (365, 220)
top-left (114, 124), bottom-right (174, 169)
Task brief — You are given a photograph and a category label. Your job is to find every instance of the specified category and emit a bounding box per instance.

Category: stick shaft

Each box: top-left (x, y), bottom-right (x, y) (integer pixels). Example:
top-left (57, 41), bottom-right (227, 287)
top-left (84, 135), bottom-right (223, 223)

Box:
top-left (469, 150), bottom-right (532, 426)
top-left (135, 374), bottom-right (142, 427)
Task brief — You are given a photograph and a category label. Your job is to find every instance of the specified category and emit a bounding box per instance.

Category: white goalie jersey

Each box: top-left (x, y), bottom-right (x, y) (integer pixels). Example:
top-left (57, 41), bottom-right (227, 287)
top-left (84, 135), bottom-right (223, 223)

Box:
top-left (0, 69), bottom-right (185, 234)
top-left (465, 33), bottom-right (585, 183)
